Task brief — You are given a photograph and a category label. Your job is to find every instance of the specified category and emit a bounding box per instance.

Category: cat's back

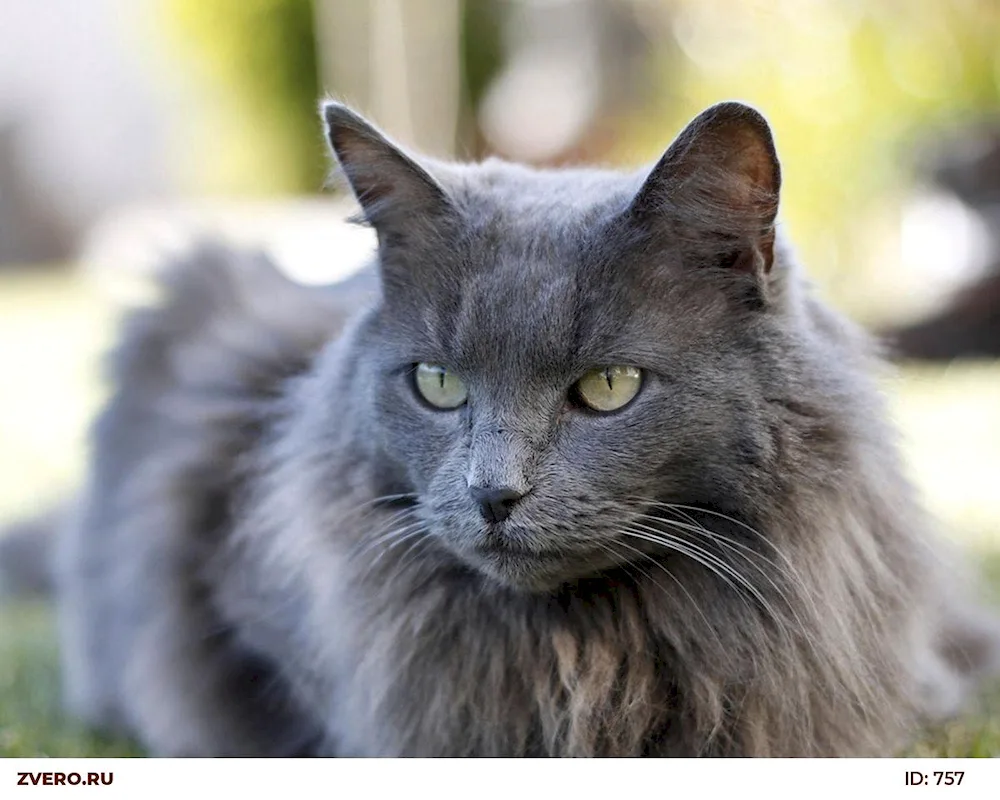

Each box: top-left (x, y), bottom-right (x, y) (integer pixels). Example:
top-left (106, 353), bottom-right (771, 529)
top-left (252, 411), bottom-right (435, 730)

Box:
top-left (87, 243), bottom-right (367, 504)
top-left (56, 244), bottom-right (360, 752)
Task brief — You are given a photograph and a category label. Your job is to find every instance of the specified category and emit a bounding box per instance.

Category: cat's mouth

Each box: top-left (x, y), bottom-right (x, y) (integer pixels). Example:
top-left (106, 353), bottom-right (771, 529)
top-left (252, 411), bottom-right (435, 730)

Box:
top-left (459, 529), bottom-right (616, 592)
top-left (472, 529), bottom-right (559, 558)
top-left (469, 551), bottom-right (569, 592)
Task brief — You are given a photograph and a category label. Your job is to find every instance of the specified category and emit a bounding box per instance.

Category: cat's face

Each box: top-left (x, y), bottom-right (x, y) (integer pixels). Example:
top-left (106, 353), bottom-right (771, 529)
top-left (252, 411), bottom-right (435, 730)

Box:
top-left (326, 102), bottom-right (787, 591)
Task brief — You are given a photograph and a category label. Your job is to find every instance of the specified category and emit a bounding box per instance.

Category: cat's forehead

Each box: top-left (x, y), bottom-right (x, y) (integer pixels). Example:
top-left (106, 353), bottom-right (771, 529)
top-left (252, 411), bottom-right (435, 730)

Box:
top-left (380, 161), bottom-right (726, 376)
top-left (448, 159), bottom-right (640, 225)
top-left (443, 264), bottom-right (578, 375)
top-left (446, 165), bottom-right (643, 282)
top-left (423, 243), bottom-right (659, 384)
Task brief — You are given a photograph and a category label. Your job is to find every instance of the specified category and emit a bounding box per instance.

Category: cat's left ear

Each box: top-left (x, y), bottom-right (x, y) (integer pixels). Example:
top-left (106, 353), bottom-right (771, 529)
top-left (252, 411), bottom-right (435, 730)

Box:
top-left (322, 102), bottom-right (453, 240)
top-left (628, 102), bottom-right (781, 275)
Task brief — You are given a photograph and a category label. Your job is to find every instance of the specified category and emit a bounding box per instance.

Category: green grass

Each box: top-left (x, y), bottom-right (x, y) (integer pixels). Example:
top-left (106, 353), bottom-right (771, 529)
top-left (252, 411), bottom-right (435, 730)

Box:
top-left (0, 603), bottom-right (141, 757)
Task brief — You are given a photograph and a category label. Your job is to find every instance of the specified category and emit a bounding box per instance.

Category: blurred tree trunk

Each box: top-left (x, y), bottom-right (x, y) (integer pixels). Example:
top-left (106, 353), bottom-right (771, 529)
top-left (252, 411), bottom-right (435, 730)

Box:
top-left (0, 122), bottom-right (73, 266)
top-left (313, 0), bottom-right (461, 157)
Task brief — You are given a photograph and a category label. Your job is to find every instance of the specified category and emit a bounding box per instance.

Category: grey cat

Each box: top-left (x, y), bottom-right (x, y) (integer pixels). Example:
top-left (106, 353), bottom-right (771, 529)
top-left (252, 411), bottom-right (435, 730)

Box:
top-left (36, 101), bottom-right (1000, 755)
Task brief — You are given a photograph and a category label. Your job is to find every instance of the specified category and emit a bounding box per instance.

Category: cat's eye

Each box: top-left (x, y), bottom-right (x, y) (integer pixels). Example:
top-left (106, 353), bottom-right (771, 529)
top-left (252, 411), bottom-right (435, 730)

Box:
top-left (414, 363), bottom-right (468, 409)
top-left (574, 366), bottom-right (643, 412)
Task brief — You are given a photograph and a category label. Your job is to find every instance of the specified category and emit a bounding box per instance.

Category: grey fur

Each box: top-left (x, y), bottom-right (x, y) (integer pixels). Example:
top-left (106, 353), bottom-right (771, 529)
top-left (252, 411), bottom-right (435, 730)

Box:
top-left (0, 507), bottom-right (62, 597)
top-left (46, 102), bottom-right (1000, 756)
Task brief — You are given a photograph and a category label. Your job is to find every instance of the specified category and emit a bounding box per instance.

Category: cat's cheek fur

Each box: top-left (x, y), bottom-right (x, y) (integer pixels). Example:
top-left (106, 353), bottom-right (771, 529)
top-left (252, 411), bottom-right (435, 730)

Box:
top-left (373, 378), bottom-right (465, 488)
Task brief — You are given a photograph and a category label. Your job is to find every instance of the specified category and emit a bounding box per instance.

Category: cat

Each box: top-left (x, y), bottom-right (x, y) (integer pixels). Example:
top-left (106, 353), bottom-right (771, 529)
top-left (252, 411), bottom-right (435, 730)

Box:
top-left (30, 100), bottom-right (1000, 756)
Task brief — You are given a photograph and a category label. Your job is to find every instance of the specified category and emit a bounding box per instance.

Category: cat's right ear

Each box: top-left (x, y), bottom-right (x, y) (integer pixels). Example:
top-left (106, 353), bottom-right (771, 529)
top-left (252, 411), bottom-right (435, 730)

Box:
top-left (626, 102), bottom-right (781, 277)
top-left (322, 102), bottom-right (453, 239)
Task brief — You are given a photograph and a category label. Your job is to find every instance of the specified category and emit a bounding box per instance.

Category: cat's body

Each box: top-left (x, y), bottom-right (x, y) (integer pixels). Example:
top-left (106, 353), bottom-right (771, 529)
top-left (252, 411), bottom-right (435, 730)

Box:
top-left (48, 103), bottom-right (1000, 756)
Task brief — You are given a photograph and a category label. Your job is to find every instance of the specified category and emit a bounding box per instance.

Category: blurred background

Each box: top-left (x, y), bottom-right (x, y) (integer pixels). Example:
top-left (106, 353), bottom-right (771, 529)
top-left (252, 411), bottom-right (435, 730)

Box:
top-left (1, 0), bottom-right (999, 556)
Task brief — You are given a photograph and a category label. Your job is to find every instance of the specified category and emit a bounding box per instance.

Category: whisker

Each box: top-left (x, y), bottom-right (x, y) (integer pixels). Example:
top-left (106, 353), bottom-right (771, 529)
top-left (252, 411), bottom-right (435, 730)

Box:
top-left (638, 513), bottom-right (796, 608)
top-left (628, 497), bottom-right (801, 577)
top-left (336, 492), bottom-right (420, 532)
top-left (393, 534), bottom-right (436, 577)
top-left (621, 525), bottom-right (780, 625)
top-left (355, 522), bottom-right (430, 583)
top-left (624, 522), bottom-right (805, 650)
top-left (619, 527), bottom-right (747, 601)
top-left (345, 506), bottom-right (421, 561)
top-left (600, 535), bottom-right (725, 653)
top-left (365, 521), bottom-right (428, 564)
top-left (632, 500), bottom-right (826, 628)
top-left (644, 514), bottom-right (826, 654)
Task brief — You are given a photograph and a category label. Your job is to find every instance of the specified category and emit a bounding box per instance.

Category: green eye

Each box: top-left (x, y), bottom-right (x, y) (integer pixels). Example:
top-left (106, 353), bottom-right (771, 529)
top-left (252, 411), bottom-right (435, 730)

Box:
top-left (414, 363), bottom-right (468, 409)
top-left (574, 366), bottom-right (643, 412)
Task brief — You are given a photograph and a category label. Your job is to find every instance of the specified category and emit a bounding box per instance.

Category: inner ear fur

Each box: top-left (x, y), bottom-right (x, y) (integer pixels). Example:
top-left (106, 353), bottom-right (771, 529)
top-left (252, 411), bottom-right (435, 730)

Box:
top-left (628, 102), bottom-right (781, 276)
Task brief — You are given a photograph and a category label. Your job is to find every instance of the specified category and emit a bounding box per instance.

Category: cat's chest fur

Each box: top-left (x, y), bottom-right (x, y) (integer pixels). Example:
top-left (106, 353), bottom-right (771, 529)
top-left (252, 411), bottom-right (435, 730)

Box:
top-left (315, 550), bottom-right (677, 756)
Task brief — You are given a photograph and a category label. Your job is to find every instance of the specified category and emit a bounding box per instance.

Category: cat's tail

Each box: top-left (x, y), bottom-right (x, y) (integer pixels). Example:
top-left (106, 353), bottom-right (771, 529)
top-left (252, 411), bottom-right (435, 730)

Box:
top-left (0, 505), bottom-right (67, 599)
top-left (919, 561), bottom-right (1000, 721)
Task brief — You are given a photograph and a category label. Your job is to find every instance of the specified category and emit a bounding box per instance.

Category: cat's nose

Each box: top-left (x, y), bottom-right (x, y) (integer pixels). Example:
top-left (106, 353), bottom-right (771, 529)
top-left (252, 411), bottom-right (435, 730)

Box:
top-left (470, 486), bottom-right (524, 523)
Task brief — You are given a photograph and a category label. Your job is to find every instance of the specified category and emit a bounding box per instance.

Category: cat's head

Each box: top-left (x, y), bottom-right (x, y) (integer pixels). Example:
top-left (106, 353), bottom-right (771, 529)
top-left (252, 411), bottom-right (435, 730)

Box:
top-left (323, 101), bottom-right (805, 592)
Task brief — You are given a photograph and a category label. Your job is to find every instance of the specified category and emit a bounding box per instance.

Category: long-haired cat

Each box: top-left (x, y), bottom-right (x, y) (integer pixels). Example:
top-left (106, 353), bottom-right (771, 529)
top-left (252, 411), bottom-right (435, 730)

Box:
top-left (35, 101), bottom-right (1000, 755)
